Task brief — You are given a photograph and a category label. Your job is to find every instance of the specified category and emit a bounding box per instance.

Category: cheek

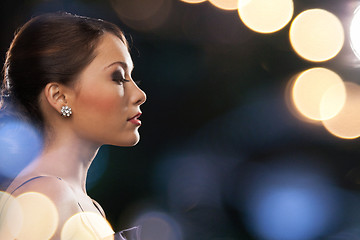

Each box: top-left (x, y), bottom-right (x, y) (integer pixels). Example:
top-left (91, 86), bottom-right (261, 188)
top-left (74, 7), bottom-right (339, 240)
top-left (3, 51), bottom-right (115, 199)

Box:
top-left (77, 85), bottom-right (125, 116)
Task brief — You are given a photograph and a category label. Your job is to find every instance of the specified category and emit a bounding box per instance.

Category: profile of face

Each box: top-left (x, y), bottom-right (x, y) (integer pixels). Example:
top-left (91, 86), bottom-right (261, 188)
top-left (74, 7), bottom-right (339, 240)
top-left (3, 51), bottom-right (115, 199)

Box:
top-left (66, 33), bottom-right (146, 147)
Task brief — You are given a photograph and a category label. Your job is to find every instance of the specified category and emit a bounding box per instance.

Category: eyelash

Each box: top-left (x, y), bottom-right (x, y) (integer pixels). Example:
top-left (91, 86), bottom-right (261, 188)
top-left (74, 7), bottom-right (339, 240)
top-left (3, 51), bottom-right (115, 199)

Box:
top-left (112, 71), bottom-right (130, 85)
top-left (111, 71), bottom-right (142, 86)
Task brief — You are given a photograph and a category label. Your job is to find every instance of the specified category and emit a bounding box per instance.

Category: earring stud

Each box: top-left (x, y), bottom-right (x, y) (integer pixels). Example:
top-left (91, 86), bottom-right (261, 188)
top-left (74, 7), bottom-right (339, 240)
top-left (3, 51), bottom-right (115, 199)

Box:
top-left (61, 105), bottom-right (72, 117)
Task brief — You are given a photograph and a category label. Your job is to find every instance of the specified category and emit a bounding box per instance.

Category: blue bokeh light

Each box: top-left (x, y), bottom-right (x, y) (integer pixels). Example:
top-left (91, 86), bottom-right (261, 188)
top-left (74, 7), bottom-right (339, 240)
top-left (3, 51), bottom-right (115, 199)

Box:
top-left (153, 150), bottom-right (226, 210)
top-left (242, 163), bottom-right (342, 240)
top-left (0, 118), bottom-right (43, 178)
top-left (250, 186), bottom-right (335, 240)
top-left (133, 210), bottom-right (183, 240)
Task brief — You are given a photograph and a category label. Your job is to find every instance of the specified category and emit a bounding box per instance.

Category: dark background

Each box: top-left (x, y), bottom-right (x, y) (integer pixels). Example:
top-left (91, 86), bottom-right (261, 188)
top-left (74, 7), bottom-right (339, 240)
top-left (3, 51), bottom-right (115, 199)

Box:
top-left (2, 0), bottom-right (360, 239)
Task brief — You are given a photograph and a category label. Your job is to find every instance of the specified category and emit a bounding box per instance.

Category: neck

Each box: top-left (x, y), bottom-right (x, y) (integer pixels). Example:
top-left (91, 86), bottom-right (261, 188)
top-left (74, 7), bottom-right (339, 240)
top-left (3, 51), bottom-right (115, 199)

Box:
top-left (24, 129), bottom-right (100, 193)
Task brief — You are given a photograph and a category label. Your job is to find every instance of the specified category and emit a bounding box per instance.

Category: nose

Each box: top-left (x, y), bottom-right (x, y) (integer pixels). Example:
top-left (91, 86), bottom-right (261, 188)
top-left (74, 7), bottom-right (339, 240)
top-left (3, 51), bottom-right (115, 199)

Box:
top-left (133, 83), bottom-right (146, 106)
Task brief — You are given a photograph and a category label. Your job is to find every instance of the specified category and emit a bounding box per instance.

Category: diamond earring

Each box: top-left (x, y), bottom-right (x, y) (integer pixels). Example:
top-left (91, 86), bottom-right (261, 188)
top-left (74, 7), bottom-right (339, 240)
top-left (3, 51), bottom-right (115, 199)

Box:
top-left (61, 105), bottom-right (72, 117)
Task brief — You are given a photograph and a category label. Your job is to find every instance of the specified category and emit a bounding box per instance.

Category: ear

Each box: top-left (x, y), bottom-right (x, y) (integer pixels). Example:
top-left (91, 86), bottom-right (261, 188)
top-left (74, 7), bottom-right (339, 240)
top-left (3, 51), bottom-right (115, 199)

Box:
top-left (43, 82), bottom-right (69, 114)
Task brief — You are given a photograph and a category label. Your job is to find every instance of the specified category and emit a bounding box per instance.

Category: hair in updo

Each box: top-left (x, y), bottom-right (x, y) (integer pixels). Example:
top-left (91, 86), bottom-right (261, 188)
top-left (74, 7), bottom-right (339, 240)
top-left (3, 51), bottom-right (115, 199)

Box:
top-left (1, 12), bottom-right (127, 132)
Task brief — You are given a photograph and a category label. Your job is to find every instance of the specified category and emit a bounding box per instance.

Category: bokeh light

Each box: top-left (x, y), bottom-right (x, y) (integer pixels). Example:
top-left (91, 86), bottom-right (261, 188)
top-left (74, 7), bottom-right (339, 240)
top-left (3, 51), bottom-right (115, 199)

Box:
top-left (180, 0), bottom-right (207, 3)
top-left (154, 151), bottom-right (222, 211)
top-left (110, 0), bottom-right (171, 31)
top-left (291, 67), bottom-right (346, 121)
top-left (241, 161), bottom-right (341, 240)
top-left (322, 82), bottom-right (360, 139)
top-left (153, 149), bottom-right (239, 238)
top-left (350, 6), bottom-right (360, 60)
top-left (238, 0), bottom-right (294, 33)
top-left (5, 192), bottom-right (58, 240)
top-left (134, 211), bottom-right (183, 240)
top-left (61, 212), bottom-right (114, 240)
top-left (248, 187), bottom-right (338, 240)
top-left (0, 191), bottom-right (20, 239)
top-left (290, 9), bottom-right (344, 62)
top-left (0, 118), bottom-right (43, 179)
top-left (209, 0), bottom-right (239, 10)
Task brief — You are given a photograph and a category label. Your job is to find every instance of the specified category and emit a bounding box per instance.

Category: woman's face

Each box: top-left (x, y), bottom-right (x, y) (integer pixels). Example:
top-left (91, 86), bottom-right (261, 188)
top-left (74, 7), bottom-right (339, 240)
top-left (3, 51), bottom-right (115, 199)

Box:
top-left (70, 33), bottom-right (146, 146)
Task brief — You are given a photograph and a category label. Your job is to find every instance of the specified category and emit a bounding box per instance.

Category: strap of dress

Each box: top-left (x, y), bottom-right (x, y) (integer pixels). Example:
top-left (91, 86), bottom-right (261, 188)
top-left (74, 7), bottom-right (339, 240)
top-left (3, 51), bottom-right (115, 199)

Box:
top-left (3, 175), bottom-right (115, 239)
top-left (0, 176), bottom-right (63, 220)
top-left (9, 175), bottom-right (104, 217)
top-left (10, 175), bottom-right (61, 195)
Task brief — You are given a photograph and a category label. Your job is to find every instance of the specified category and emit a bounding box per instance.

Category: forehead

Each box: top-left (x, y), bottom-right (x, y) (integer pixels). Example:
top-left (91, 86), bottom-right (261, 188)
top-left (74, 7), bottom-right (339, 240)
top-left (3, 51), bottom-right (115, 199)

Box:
top-left (93, 33), bottom-right (133, 70)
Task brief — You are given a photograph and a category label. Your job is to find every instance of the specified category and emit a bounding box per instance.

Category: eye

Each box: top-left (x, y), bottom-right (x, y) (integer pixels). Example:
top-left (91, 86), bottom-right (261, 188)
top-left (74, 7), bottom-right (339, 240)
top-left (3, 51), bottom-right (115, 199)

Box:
top-left (112, 71), bottom-right (130, 85)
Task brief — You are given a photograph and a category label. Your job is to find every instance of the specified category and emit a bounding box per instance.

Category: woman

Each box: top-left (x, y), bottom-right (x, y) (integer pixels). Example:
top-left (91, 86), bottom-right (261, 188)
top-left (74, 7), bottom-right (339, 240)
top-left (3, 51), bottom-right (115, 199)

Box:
top-left (0, 12), bottom-right (146, 240)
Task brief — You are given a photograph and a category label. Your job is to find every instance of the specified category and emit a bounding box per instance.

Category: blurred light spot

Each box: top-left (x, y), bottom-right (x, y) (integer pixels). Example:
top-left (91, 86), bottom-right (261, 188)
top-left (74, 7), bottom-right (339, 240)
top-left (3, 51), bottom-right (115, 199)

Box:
top-left (243, 163), bottom-right (341, 240)
top-left (292, 67), bottom-right (346, 121)
top-left (0, 118), bottom-right (43, 178)
top-left (322, 82), bottom-right (360, 139)
top-left (5, 192), bottom-right (58, 240)
top-left (290, 9), bottom-right (344, 62)
top-left (134, 211), bottom-right (182, 240)
top-left (155, 152), bottom-right (221, 210)
top-left (87, 146), bottom-right (110, 190)
top-left (350, 6), bottom-right (360, 60)
top-left (209, 0), bottom-right (239, 10)
top-left (249, 187), bottom-right (337, 240)
top-left (238, 0), bottom-right (252, 8)
top-left (1, 193), bottom-right (22, 239)
top-left (61, 212), bottom-right (114, 240)
top-left (238, 0), bottom-right (294, 33)
top-left (110, 0), bottom-right (171, 32)
top-left (180, 0), bottom-right (207, 3)
top-left (153, 150), bottom-right (238, 238)
top-left (0, 191), bottom-right (19, 239)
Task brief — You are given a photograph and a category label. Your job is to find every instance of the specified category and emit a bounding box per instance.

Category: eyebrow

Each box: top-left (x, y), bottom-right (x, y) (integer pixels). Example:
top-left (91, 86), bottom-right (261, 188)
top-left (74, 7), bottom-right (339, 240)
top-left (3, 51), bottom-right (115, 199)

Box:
top-left (105, 61), bottom-right (134, 72)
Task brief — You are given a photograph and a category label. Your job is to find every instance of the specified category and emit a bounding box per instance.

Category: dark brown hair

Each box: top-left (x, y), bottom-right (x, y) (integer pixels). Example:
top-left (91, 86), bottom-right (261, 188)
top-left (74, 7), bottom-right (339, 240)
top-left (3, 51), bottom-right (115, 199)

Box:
top-left (1, 12), bottom-right (127, 131)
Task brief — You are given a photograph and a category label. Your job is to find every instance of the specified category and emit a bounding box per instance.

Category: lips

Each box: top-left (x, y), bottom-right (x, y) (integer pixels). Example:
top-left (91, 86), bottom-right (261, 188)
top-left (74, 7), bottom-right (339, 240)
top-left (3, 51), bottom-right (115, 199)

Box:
top-left (128, 112), bottom-right (142, 126)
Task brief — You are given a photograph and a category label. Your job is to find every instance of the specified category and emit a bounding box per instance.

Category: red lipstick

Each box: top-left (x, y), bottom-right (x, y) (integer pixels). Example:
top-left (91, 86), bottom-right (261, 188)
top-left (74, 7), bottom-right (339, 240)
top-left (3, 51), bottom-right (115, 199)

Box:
top-left (128, 112), bottom-right (142, 126)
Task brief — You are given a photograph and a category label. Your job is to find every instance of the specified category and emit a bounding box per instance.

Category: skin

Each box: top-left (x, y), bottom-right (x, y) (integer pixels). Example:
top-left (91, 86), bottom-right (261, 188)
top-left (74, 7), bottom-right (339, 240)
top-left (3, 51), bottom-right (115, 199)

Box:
top-left (4, 33), bottom-right (146, 239)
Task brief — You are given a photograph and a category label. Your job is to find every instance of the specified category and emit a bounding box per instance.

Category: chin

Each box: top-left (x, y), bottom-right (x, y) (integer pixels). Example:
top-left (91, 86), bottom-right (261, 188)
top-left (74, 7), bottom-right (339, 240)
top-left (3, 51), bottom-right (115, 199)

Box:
top-left (129, 139), bottom-right (140, 146)
top-left (125, 137), bottom-right (140, 147)
top-left (111, 133), bottom-right (140, 147)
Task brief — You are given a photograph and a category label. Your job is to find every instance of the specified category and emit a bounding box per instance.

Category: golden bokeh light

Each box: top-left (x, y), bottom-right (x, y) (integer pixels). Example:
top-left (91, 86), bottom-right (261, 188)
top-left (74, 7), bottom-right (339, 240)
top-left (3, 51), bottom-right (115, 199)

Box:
top-left (16, 192), bottom-right (58, 240)
top-left (290, 9), bottom-right (344, 62)
top-left (0, 191), bottom-right (20, 239)
top-left (238, 0), bottom-right (294, 33)
top-left (322, 82), bottom-right (360, 139)
top-left (61, 212), bottom-right (114, 240)
top-left (209, 0), bottom-right (239, 10)
top-left (3, 192), bottom-right (59, 240)
top-left (180, 0), bottom-right (207, 3)
top-left (292, 68), bottom-right (346, 121)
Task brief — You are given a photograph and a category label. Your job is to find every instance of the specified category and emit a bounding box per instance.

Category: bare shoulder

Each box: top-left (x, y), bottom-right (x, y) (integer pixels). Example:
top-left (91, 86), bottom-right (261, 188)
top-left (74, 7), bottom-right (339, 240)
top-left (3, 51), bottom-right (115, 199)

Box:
top-left (10, 176), bottom-right (80, 215)
top-left (1, 176), bottom-right (81, 240)
top-left (9, 176), bottom-right (74, 201)
top-left (7, 175), bottom-right (80, 218)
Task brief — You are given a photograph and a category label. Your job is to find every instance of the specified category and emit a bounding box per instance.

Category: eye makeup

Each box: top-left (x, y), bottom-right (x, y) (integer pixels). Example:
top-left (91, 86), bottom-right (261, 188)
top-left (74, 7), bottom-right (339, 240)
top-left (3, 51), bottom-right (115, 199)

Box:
top-left (112, 70), bottom-right (129, 84)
